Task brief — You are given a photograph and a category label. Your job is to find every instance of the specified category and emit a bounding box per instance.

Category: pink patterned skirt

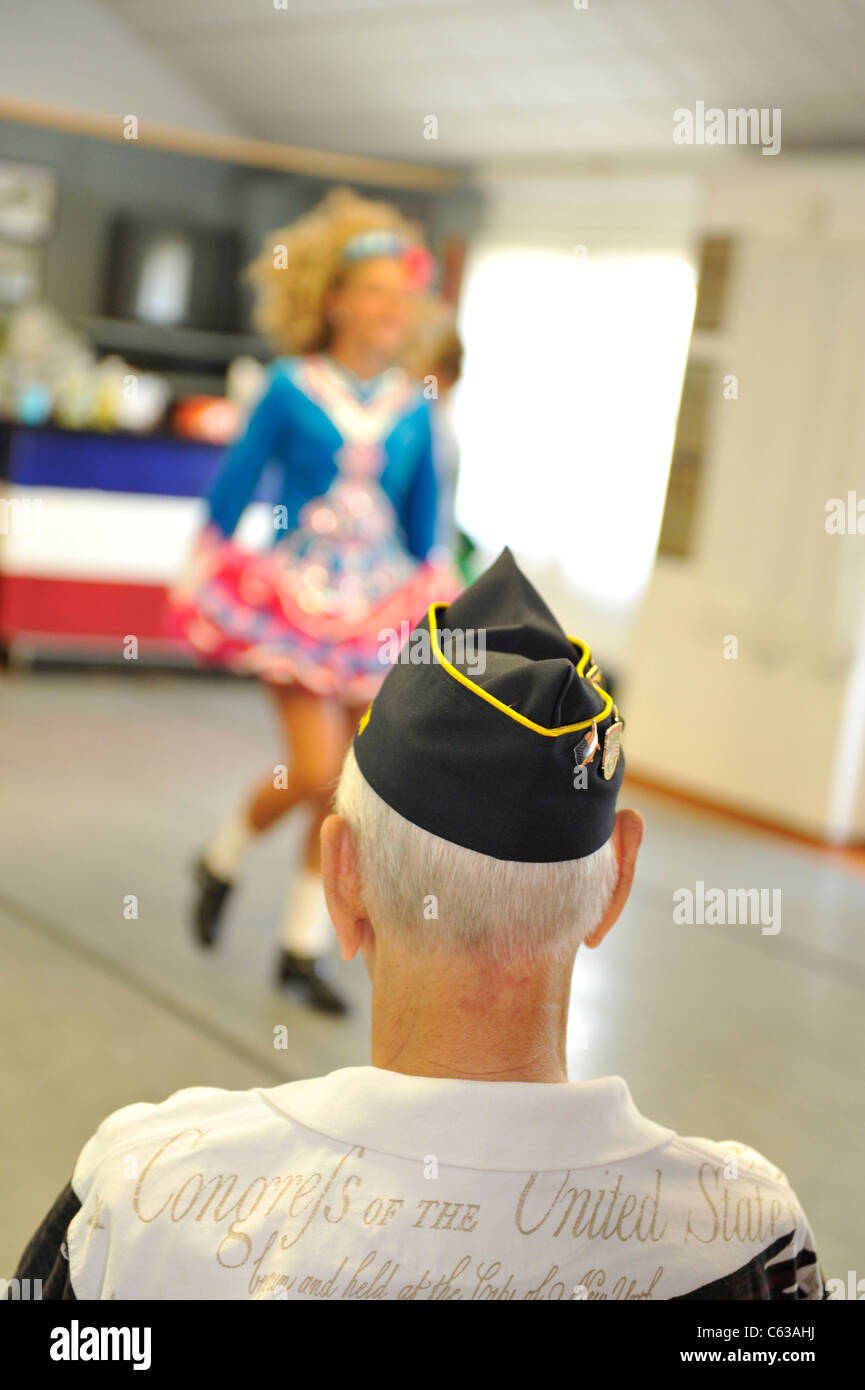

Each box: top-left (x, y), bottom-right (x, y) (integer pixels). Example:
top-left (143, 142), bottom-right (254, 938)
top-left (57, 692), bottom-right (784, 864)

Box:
top-left (167, 522), bottom-right (462, 705)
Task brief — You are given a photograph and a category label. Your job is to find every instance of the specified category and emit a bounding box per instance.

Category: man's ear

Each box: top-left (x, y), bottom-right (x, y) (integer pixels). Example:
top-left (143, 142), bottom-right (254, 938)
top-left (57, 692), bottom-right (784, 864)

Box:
top-left (583, 808), bottom-right (644, 950)
top-left (320, 814), bottom-right (372, 962)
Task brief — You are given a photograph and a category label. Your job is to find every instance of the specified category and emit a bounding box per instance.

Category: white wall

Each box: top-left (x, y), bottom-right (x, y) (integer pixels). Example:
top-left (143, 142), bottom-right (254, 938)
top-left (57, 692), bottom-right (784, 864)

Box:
top-left (455, 157), bottom-right (865, 842)
top-left (623, 158), bottom-right (865, 842)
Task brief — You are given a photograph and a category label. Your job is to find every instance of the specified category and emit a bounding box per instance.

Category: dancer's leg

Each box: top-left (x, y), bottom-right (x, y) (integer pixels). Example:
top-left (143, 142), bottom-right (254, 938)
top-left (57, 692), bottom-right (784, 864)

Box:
top-left (193, 684), bottom-right (346, 948)
top-left (202, 685), bottom-right (345, 867)
top-left (246, 684), bottom-right (348, 833)
top-left (295, 698), bottom-right (367, 875)
top-left (276, 698), bottom-right (369, 1012)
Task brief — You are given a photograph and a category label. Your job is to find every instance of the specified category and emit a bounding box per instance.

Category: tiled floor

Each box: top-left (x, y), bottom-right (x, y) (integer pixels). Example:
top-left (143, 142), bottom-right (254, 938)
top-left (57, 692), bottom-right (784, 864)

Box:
top-left (2, 666), bottom-right (863, 1287)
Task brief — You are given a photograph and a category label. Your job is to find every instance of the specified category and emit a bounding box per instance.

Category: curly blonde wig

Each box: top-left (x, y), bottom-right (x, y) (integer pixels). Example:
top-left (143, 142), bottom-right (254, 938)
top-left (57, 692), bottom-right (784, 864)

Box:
top-left (245, 186), bottom-right (427, 356)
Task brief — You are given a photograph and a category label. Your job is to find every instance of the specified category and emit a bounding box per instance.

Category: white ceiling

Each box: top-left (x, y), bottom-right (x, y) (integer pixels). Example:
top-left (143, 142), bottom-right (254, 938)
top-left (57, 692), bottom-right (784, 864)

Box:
top-left (97, 0), bottom-right (865, 167)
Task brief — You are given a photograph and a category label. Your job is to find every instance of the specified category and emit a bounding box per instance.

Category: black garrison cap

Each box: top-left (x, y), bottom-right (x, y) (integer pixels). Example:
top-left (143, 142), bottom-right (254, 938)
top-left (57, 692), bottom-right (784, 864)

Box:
top-left (352, 546), bottom-right (625, 862)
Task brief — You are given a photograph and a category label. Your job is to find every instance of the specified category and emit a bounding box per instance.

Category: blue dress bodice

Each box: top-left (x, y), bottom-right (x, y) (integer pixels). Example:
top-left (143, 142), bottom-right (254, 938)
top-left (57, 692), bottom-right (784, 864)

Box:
top-left (206, 355), bottom-right (438, 562)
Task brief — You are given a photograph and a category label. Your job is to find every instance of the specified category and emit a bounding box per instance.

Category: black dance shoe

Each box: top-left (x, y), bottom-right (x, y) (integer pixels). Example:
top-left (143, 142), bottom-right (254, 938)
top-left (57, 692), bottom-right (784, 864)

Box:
top-left (191, 857), bottom-right (234, 948)
top-left (276, 950), bottom-right (349, 1015)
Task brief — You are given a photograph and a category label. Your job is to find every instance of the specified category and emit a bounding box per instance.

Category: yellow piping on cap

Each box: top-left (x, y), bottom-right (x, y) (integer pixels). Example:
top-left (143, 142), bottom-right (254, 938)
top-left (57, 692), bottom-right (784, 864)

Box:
top-left (426, 601), bottom-right (614, 736)
top-left (357, 702), bottom-right (372, 735)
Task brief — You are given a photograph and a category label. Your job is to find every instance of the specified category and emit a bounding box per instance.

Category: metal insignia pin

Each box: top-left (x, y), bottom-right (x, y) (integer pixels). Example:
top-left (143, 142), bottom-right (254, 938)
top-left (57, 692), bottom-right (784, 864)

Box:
top-left (601, 711), bottom-right (624, 780)
top-left (574, 719), bottom-right (599, 766)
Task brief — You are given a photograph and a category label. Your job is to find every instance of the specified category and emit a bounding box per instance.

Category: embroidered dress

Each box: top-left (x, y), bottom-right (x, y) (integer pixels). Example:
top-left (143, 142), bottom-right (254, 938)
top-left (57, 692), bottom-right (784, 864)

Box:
top-left (169, 355), bottom-right (461, 702)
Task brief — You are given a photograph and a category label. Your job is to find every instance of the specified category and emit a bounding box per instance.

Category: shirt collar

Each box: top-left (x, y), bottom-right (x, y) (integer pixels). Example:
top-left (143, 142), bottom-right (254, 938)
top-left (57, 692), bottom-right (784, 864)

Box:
top-left (256, 1066), bottom-right (674, 1172)
top-left (320, 353), bottom-right (395, 402)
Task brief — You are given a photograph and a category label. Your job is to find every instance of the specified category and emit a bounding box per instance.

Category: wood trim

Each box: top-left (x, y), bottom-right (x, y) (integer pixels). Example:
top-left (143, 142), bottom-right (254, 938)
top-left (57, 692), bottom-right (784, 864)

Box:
top-left (624, 769), bottom-right (865, 878)
top-left (0, 96), bottom-right (459, 193)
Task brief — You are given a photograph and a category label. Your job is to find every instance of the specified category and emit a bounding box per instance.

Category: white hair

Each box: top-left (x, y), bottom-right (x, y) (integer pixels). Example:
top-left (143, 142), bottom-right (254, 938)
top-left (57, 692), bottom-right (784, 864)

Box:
top-left (334, 744), bottom-right (619, 964)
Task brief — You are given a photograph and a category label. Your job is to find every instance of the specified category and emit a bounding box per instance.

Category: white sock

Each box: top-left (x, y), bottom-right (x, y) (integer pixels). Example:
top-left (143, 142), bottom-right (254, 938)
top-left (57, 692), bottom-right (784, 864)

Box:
top-left (279, 868), bottom-right (332, 959)
top-left (203, 810), bottom-right (254, 881)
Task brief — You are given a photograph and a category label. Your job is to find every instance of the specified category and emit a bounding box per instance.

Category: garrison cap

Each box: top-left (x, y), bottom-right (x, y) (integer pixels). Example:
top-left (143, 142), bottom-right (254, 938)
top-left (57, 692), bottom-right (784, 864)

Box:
top-left (352, 546), bottom-right (624, 862)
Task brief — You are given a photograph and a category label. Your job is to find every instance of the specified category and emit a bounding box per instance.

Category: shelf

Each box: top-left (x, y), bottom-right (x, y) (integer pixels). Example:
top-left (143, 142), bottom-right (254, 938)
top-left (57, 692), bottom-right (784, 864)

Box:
top-left (77, 315), bottom-right (268, 364)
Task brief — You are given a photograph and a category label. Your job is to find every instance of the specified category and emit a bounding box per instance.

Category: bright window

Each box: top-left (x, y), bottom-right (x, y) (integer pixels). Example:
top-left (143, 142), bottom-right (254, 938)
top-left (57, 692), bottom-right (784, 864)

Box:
top-left (451, 248), bottom-right (696, 622)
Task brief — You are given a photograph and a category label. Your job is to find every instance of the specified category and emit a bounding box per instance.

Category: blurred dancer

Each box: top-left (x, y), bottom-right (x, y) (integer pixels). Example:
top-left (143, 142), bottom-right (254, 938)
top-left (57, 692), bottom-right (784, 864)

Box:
top-left (170, 188), bottom-right (461, 1013)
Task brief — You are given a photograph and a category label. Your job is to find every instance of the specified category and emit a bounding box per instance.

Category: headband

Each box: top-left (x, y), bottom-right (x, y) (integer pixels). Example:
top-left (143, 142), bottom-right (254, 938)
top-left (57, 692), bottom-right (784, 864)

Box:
top-left (340, 229), bottom-right (434, 290)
